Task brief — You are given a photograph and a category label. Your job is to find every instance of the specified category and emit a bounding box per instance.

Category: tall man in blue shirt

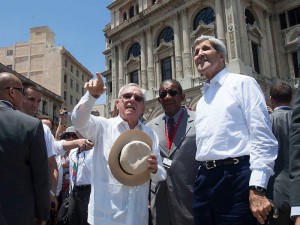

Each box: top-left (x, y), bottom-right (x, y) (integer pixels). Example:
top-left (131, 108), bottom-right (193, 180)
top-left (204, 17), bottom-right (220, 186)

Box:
top-left (192, 35), bottom-right (278, 225)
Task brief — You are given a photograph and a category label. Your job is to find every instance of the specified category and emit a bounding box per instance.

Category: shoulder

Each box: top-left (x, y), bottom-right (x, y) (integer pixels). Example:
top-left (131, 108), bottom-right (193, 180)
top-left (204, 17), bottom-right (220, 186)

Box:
top-left (146, 114), bottom-right (164, 127)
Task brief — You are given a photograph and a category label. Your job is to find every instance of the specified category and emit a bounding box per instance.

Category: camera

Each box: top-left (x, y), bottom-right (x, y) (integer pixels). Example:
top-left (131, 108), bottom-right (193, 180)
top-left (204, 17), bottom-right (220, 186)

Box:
top-left (64, 111), bottom-right (72, 116)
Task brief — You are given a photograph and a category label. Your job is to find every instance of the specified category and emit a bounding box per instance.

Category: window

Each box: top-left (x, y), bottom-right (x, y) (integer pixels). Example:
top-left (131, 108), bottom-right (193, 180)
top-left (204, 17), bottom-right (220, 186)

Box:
top-left (130, 71), bottom-right (139, 84)
top-left (109, 59), bottom-right (112, 70)
top-left (70, 79), bottom-right (73, 88)
top-left (71, 65), bottom-right (73, 73)
top-left (288, 6), bottom-right (300, 27)
top-left (123, 12), bottom-right (127, 21)
top-left (42, 101), bottom-right (47, 115)
top-left (157, 27), bottom-right (174, 47)
top-left (70, 95), bottom-right (73, 105)
top-left (127, 43), bottom-right (141, 60)
top-left (76, 83), bottom-right (79, 92)
top-left (245, 9), bottom-right (256, 25)
top-left (64, 91), bottom-right (67, 100)
top-left (107, 81), bottom-right (112, 93)
top-left (161, 57), bottom-right (172, 81)
top-left (292, 52), bottom-right (299, 78)
top-left (64, 74), bottom-right (67, 83)
top-left (129, 6), bottom-right (134, 18)
top-left (65, 60), bottom-right (68, 67)
top-left (6, 50), bottom-right (13, 56)
top-left (82, 74), bottom-right (84, 81)
top-left (76, 98), bottom-right (79, 104)
top-left (251, 42), bottom-right (260, 74)
top-left (193, 7), bottom-right (215, 30)
top-left (82, 87), bottom-right (85, 95)
top-left (279, 13), bottom-right (287, 30)
top-left (76, 70), bottom-right (79, 77)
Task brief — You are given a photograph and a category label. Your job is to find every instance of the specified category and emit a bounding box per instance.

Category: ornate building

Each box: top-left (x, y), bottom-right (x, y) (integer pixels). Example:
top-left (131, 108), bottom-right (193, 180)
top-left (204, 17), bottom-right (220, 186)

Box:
top-left (102, 0), bottom-right (299, 121)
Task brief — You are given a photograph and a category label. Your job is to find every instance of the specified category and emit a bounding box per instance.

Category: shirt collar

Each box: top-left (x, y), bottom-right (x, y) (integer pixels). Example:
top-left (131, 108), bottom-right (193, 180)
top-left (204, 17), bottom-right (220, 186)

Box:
top-left (116, 115), bottom-right (144, 129)
top-left (0, 100), bottom-right (14, 109)
top-left (203, 68), bottom-right (228, 91)
top-left (163, 107), bottom-right (184, 124)
top-left (274, 106), bottom-right (292, 111)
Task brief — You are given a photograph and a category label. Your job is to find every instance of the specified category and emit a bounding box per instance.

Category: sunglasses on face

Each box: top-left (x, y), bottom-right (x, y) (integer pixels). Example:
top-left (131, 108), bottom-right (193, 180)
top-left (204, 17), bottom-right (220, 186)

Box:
top-left (65, 133), bottom-right (78, 139)
top-left (121, 92), bottom-right (144, 102)
top-left (159, 89), bottom-right (178, 99)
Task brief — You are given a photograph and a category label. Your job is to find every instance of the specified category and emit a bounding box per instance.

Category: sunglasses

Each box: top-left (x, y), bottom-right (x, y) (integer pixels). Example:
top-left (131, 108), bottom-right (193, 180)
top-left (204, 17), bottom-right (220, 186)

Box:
top-left (5, 87), bottom-right (25, 95)
top-left (159, 90), bottom-right (178, 99)
top-left (65, 133), bottom-right (78, 139)
top-left (121, 93), bottom-right (144, 102)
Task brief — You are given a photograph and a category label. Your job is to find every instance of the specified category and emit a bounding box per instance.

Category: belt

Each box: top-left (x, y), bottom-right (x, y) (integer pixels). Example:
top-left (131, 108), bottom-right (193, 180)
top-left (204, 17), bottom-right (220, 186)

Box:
top-left (73, 184), bottom-right (91, 191)
top-left (200, 155), bottom-right (249, 170)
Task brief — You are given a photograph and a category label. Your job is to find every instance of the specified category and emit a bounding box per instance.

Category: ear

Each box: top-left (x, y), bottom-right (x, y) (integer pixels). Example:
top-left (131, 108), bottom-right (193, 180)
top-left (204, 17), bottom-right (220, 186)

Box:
top-left (157, 97), bottom-right (162, 104)
top-left (115, 99), bottom-right (119, 110)
top-left (180, 93), bottom-right (185, 101)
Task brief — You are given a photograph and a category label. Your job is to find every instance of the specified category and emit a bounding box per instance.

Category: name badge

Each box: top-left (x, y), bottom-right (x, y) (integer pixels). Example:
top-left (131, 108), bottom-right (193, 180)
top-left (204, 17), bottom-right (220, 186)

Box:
top-left (163, 158), bottom-right (172, 168)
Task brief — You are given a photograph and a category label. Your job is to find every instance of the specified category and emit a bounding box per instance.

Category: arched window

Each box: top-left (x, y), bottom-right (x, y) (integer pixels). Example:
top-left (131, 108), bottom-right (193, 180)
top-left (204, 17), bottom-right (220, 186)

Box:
top-left (127, 43), bottom-right (141, 60)
top-left (245, 9), bottom-right (256, 25)
top-left (129, 6), bottom-right (135, 18)
top-left (193, 7), bottom-right (215, 30)
top-left (136, 4), bottom-right (139, 14)
top-left (156, 27), bottom-right (174, 47)
top-left (123, 12), bottom-right (127, 21)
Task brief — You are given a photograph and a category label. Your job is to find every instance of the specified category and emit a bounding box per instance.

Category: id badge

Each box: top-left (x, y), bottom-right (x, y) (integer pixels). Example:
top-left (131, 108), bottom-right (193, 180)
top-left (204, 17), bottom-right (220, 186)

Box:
top-left (163, 158), bottom-right (172, 168)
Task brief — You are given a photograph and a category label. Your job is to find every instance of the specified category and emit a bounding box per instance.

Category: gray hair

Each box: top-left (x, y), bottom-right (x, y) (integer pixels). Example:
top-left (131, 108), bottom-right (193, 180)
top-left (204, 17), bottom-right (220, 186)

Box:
top-left (118, 83), bottom-right (146, 99)
top-left (192, 35), bottom-right (227, 57)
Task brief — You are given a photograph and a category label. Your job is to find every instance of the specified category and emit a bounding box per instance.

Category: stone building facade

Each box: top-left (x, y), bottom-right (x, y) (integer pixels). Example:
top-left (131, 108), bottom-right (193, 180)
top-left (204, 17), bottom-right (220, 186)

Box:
top-left (102, 0), bottom-right (300, 121)
top-left (0, 26), bottom-right (94, 124)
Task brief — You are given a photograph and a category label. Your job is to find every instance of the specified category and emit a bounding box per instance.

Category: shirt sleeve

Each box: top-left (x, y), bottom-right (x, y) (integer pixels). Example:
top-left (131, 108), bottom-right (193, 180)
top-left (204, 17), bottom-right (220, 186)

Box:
top-left (238, 77), bottom-right (278, 188)
top-left (43, 124), bottom-right (56, 158)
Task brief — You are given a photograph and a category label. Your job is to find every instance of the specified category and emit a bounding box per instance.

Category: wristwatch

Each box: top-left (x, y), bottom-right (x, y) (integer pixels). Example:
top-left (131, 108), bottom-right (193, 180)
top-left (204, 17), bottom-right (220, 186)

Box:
top-left (249, 185), bottom-right (266, 193)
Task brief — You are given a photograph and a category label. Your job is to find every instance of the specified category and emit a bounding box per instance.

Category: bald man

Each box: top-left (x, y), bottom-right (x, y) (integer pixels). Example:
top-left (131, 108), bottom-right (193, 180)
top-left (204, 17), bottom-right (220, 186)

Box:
top-left (0, 72), bottom-right (50, 225)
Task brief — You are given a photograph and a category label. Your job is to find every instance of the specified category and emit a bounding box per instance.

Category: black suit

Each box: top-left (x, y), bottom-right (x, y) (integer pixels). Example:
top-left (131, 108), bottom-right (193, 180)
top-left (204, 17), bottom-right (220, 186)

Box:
top-left (147, 108), bottom-right (200, 225)
top-left (267, 107), bottom-right (292, 225)
top-left (290, 86), bottom-right (300, 216)
top-left (0, 101), bottom-right (50, 225)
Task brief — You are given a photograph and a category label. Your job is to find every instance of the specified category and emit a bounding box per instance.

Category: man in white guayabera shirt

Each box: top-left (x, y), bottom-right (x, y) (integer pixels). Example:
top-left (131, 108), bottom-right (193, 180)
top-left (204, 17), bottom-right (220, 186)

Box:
top-left (71, 72), bottom-right (166, 225)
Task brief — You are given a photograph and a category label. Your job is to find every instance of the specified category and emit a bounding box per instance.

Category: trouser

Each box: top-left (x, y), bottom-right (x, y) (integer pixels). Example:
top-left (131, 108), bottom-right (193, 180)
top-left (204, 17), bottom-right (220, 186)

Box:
top-left (192, 157), bottom-right (257, 225)
top-left (68, 184), bottom-right (91, 225)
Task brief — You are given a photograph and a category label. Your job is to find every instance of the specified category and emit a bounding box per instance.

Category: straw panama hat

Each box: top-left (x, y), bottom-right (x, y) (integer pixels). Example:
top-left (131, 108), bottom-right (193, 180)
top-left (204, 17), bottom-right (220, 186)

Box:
top-left (108, 130), bottom-right (153, 186)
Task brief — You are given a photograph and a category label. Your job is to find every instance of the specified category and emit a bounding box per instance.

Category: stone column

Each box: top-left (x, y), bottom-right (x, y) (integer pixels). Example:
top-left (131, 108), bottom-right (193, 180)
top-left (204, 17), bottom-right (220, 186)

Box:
top-left (118, 43), bottom-right (124, 90)
top-left (146, 27), bottom-right (155, 89)
top-left (111, 45), bottom-right (117, 99)
top-left (215, 0), bottom-right (225, 43)
top-left (264, 10), bottom-right (277, 79)
top-left (181, 9), bottom-right (192, 76)
top-left (173, 13), bottom-right (183, 79)
top-left (140, 31), bottom-right (147, 89)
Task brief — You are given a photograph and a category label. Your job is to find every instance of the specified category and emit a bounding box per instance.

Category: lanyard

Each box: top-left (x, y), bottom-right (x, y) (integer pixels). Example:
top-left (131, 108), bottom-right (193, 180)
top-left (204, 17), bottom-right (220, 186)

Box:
top-left (164, 110), bottom-right (184, 151)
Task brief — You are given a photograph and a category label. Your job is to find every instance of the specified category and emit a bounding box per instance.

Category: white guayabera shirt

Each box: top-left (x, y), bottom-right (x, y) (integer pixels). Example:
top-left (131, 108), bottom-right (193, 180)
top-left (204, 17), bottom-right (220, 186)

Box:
top-left (72, 92), bottom-right (166, 225)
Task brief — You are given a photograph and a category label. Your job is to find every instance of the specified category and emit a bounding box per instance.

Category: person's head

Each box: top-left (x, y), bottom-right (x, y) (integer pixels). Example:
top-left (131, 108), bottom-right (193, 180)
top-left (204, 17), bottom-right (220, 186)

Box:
top-left (0, 72), bottom-right (24, 110)
top-left (59, 126), bottom-right (78, 141)
top-left (158, 79), bottom-right (185, 117)
top-left (39, 115), bottom-right (54, 131)
top-left (115, 83), bottom-right (145, 128)
top-left (269, 82), bottom-right (292, 109)
top-left (22, 82), bottom-right (42, 116)
top-left (192, 35), bottom-right (226, 82)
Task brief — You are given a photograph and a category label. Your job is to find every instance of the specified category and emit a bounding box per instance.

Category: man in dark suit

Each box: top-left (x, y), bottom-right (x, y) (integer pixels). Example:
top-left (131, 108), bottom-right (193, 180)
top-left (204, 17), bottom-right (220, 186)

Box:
top-left (147, 79), bottom-right (200, 225)
top-left (0, 72), bottom-right (50, 225)
top-left (290, 85), bottom-right (300, 225)
top-left (267, 82), bottom-right (293, 225)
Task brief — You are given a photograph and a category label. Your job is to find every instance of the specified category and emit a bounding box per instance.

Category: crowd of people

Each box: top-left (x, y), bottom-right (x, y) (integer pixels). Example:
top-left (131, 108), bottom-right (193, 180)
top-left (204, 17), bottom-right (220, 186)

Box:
top-left (0, 35), bottom-right (300, 225)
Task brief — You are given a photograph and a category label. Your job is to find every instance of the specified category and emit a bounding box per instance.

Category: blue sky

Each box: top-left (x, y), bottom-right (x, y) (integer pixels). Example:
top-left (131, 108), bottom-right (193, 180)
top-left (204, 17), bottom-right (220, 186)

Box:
top-left (0, 0), bottom-right (112, 104)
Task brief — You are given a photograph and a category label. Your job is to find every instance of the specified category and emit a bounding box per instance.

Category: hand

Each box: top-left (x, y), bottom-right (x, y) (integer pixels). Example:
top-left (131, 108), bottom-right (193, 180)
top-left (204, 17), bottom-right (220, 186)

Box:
top-left (249, 189), bottom-right (272, 224)
top-left (84, 72), bottom-right (106, 98)
top-left (147, 154), bottom-right (158, 174)
top-left (49, 195), bottom-right (59, 211)
top-left (295, 216), bottom-right (300, 225)
top-left (76, 139), bottom-right (94, 150)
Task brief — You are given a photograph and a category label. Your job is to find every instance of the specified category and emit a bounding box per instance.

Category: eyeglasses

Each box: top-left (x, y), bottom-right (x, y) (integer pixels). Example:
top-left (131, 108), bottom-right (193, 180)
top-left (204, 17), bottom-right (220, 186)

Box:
top-left (121, 93), bottom-right (144, 102)
top-left (159, 90), bottom-right (178, 99)
top-left (5, 87), bottom-right (25, 95)
top-left (65, 133), bottom-right (78, 139)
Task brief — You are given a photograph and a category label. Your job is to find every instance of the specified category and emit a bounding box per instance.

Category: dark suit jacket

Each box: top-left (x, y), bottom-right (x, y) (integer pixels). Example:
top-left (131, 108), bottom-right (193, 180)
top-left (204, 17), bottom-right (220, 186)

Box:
top-left (0, 101), bottom-right (50, 225)
top-left (147, 108), bottom-right (200, 225)
top-left (290, 87), bottom-right (300, 208)
top-left (267, 107), bottom-right (292, 208)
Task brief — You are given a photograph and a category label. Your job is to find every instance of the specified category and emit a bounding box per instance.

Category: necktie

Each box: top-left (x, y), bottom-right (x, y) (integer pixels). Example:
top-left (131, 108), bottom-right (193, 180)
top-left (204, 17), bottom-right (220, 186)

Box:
top-left (168, 117), bottom-right (175, 140)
